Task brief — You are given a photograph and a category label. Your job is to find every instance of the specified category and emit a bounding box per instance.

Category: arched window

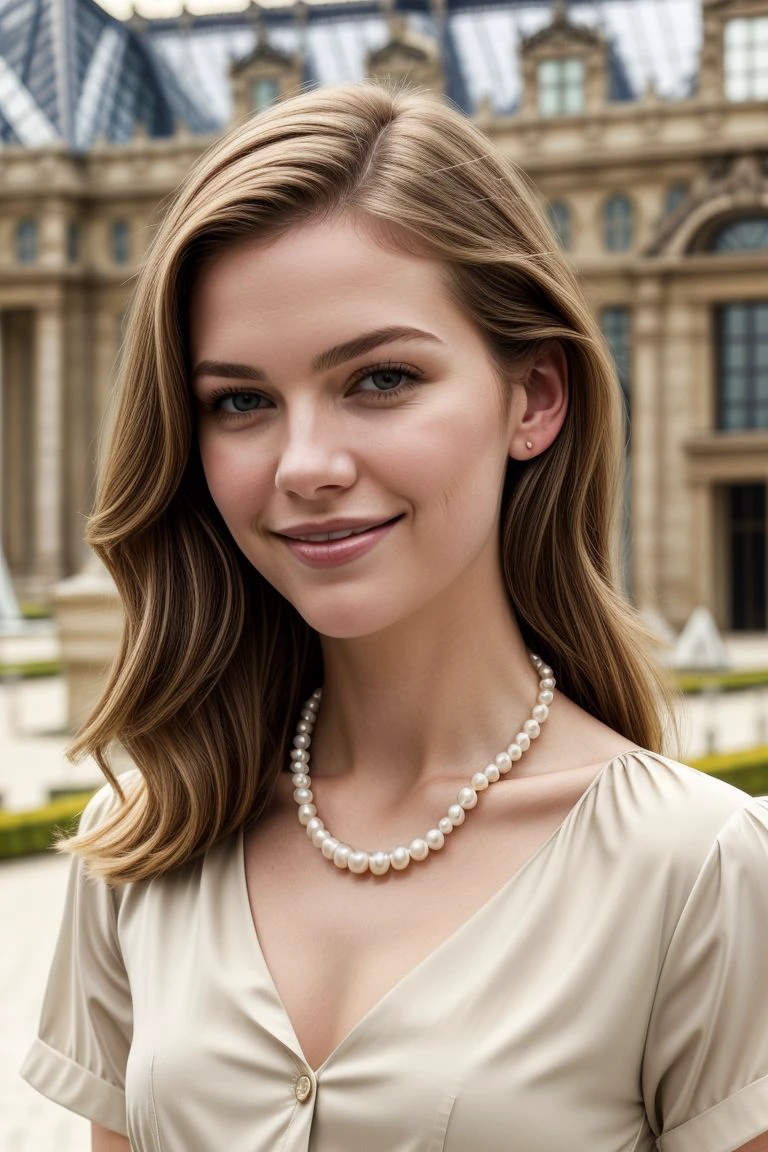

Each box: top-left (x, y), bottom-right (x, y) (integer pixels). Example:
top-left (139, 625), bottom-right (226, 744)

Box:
top-left (15, 219), bottom-right (38, 264)
top-left (111, 220), bottom-right (130, 265)
top-left (604, 196), bottom-right (634, 252)
top-left (546, 201), bottom-right (571, 250)
top-left (710, 217), bottom-right (768, 252)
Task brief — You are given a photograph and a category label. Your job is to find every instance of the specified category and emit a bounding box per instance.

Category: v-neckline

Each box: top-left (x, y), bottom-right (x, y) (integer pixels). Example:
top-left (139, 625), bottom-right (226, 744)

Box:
top-left (236, 750), bottom-right (640, 1076)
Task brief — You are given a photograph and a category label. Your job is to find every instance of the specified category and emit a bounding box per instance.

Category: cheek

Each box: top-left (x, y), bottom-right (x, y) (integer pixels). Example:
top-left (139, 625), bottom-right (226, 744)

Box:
top-left (198, 434), bottom-right (273, 529)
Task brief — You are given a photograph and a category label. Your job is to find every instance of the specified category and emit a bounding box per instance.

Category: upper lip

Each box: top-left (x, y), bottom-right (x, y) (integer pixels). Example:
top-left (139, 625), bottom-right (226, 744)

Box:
top-left (275, 516), bottom-right (399, 539)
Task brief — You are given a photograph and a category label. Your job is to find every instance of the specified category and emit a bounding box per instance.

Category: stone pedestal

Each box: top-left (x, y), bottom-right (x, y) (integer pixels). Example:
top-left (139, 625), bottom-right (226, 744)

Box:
top-left (53, 557), bottom-right (123, 733)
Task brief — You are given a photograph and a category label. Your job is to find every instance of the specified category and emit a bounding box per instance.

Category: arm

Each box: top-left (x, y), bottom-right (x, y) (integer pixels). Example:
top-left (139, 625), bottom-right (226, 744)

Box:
top-left (92, 1123), bottom-right (130, 1152)
top-left (735, 1137), bottom-right (768, 1152)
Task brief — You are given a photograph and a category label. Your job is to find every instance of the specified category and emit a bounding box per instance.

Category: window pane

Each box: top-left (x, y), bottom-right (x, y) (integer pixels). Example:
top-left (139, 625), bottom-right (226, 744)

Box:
top-left (563, 84), bottom-right (584, 114)
top-left (563, 58), bottom-right (583, 83)
top-left (718, 302), bottom-right (768, 429)
top-left (538, 60), bottom-right (559, 85)
top-left (724, 19), bottom-right (749, 49)
top-left (724, 306), bottom-right (747, 337)
top-left (665, 184), bottom-right (688, 215)
top-left (251, 78), bottom-right (279, 112)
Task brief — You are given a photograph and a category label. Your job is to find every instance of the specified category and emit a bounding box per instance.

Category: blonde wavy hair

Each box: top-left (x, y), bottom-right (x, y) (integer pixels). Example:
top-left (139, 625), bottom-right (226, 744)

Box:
top-left (64, 81), bottom-right (677, 884)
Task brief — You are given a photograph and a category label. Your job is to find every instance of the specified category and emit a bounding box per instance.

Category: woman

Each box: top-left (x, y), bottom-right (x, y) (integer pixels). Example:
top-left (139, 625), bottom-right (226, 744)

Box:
top-left (21, 83), bottom-right (768, 1152)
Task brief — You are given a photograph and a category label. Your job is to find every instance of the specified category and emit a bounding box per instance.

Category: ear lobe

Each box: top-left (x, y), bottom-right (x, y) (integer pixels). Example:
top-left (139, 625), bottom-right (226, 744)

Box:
top-left (508, 343), bottom-right (568, 461)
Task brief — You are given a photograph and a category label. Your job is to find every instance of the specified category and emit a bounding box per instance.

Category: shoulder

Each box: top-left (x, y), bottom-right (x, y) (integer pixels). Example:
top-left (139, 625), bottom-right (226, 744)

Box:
top-left (79, 768), bottom-right (145, 834)
top-left (595, 748), bottom-right (766, 886)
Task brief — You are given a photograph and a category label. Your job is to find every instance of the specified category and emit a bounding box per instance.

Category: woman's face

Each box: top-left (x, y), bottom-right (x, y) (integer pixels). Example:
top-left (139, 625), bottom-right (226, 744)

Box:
top-left (189, 215), bottom-right (527, 639)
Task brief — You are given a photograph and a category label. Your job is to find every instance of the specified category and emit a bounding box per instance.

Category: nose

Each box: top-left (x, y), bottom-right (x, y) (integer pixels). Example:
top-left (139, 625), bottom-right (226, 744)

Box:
top-left (274, 407), bottom-right (357, 499)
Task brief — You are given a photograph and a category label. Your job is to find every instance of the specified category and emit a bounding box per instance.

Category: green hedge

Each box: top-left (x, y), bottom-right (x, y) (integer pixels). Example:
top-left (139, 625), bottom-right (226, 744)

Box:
top-left (689, 746), bottom-right (768, 797)
top-left (676, 669), bottom-right (768, 694)
top-left (0, 792), bottom-right (95, 860)
top-left (0, 660), bottom-right (62, 679)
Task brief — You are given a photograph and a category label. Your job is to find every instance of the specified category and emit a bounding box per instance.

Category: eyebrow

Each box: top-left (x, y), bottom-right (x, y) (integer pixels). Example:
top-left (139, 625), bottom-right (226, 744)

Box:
top-left (191, 325), bottom-right (444, 384)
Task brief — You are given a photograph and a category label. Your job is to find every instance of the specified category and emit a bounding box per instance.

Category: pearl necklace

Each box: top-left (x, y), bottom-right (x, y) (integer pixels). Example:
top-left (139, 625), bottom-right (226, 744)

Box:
top-left (291, 652), bottom-right (555, 876)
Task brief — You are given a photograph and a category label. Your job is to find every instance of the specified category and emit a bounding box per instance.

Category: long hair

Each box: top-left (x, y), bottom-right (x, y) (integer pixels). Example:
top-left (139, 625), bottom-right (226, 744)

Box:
top-left (64, 81), bottom-right (677, 884)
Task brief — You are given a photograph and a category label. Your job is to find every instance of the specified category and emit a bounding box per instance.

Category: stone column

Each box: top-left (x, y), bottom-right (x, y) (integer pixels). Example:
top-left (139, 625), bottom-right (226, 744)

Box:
top-left (631, 277), bottom-right (664, 614)
top-left (33, 306), bottom-right (64, 589)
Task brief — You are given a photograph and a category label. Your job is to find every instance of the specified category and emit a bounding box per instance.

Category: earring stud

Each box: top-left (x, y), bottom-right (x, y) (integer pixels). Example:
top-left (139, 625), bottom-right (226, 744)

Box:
top-left (525, 440), bottom-right (533, 450)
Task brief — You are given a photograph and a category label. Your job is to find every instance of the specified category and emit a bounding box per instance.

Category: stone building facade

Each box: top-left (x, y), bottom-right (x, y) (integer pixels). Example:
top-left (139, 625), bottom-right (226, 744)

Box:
top-left (0, 0), bottom-right (766, 631)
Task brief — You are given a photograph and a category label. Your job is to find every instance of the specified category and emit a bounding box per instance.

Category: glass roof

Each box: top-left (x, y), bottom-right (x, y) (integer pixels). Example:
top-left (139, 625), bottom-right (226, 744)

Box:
top-left (0, 0), bottom-right (703, 147)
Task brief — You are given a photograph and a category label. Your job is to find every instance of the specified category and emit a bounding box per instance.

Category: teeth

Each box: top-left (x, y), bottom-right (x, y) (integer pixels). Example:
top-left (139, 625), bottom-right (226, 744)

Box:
top-left (294, 526), bottom-right (374, 543)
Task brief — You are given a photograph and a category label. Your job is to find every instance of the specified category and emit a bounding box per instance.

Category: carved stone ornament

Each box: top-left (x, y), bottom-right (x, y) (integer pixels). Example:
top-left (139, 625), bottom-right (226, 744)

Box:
top-left (643, 154), bottom-right (768, 256)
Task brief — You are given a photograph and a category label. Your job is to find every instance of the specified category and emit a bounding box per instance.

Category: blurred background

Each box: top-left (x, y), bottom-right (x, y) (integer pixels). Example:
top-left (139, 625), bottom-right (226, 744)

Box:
top-left (0, 0), bottom-right (767, 1145)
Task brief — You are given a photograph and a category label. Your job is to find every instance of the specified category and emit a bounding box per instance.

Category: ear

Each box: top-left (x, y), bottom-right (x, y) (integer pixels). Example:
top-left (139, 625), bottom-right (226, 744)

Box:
top-left (507, 342), bottom-right (568, 461)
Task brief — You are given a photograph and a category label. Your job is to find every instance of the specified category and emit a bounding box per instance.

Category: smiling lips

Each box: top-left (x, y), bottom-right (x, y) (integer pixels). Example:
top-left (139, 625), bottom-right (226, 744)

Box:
top-left (277, 517), bottom-right (401, 567)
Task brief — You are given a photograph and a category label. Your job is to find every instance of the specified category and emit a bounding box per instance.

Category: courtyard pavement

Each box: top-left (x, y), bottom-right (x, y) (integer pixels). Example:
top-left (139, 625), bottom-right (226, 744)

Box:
top-left (1, 627), bottom-right (767, 1149)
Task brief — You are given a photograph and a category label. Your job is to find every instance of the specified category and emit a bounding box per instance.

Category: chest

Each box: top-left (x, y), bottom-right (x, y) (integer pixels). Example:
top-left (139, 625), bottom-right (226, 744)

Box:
top-left (241, 766), bottom-right (603, 1072)
top-left (120, 794), bottom-right (662, 1152)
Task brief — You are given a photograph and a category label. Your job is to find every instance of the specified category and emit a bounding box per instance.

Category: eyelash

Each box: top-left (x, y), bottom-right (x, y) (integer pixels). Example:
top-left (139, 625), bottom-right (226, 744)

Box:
top-left (202, 362), bottom-right (423, 422)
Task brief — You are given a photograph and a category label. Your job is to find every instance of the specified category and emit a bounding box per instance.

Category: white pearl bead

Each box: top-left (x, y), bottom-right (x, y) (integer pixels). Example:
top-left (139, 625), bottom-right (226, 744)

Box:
top-left (457, 786), bottom-right (478, 810)
top-left (438, 816), bottom-right (454, 835)
top-left (516, 732), bottom-right (531, 752)
top-left (292, 773), bottom-right (310, 788)
top-left (300, 709), bottom-right (316, 722)
top-left (321, 836), bottom-right (339, 860)
top-left (538, 689), bottom-right (554, 706)
top-left (305, 699), bottom-right (319, 712)
top-left (496, 751), bottom-right (513, 772)
top-left (390, 846), bottom-right (410, 870)
top-left (483, 763), bottom-right (500, 783)
top-left (290, 749), bottom-right (309, 763)
top-left (506, 743), bottom-right (522, 762)
top-left (348, 850), bottom-right (370, 874)
top-left (293, 733), bottom-right (310, 749)
top-left (306, 817), bottom-right (324, 837)
top-left (470, 772), bottom-right (489, 791)
top-left (293, 788), bottom-right (313, 804)
top-left (369, 851), bottom-right (391, 876)
top-left (532, 703), bottom-right (549, 723)
top-left (447, 804), bottom-right (465, 826)
top-left (523, 719), bottom-right (541, 739)
top-left (409, 838), bottom-right (429, 861)
top-left (539, 676), bottom-right (555, 690)
top-left (297, 803), bottom-right (317, 825)
top-left (333, 844), bottom-right (351, 869)
top-left (539, 665), bottom-right (553, 678)
top-left (297, 720), bottom-right (312, 733)
top-left (312, 827), bottom-right (329, 847)
top-left (426, 828), bottom-right (445, 851)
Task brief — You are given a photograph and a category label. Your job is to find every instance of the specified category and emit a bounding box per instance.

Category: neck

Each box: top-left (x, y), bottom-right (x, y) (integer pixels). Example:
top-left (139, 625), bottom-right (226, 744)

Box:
top-left (308, 560), bottom-right (540, 802)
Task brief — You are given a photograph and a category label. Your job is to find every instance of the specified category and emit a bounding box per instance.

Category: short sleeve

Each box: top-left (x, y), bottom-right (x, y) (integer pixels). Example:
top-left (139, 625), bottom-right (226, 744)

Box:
top-left (19, 782), bottom-right (133, 1137)
top-left (643, 796), bottom-right (768, 1152)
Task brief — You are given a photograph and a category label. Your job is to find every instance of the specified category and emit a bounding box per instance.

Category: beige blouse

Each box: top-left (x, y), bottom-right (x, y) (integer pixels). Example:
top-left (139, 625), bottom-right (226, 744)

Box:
top-left (20, 751), bottom-right (768, 1152)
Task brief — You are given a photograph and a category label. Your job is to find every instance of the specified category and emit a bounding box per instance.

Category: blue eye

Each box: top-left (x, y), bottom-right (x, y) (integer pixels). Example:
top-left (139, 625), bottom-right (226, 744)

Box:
top-left (218, 391), bottom-right (268, 413)
top-left (353, 364), bottom-right (421, 397)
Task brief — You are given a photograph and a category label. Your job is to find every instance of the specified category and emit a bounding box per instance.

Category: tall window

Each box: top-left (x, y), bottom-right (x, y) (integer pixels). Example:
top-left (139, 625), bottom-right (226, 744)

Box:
top-left (15, 219), bottom-right (38, 264)
top-left (727, 484), bottom-right (767, 630)
top-left (665, 183), bottom-right (688, 216)
top-left (537, 58), bottom-right (584, 117)
top-left (717, 303), bottom-right (768, 430)
top-left (724, 17), bottom-right (768, 102)
top-left (546, 201), bottom-right (571, 250)
top-left (251, 78), bottom-right (280, 113)
top-left (111, 220), bottom-right (130, 265)
top-left (67, 222), bottom-right (79, 263)
top-left (604, 196), bottom-right (634, 252)
top-left (601, 306), bottom-right (632, 593)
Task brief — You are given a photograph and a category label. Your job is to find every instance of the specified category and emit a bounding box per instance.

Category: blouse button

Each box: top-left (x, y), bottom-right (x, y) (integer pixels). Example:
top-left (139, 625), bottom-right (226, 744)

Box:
top-left (295, 1074), bottom-right (313, 1104)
